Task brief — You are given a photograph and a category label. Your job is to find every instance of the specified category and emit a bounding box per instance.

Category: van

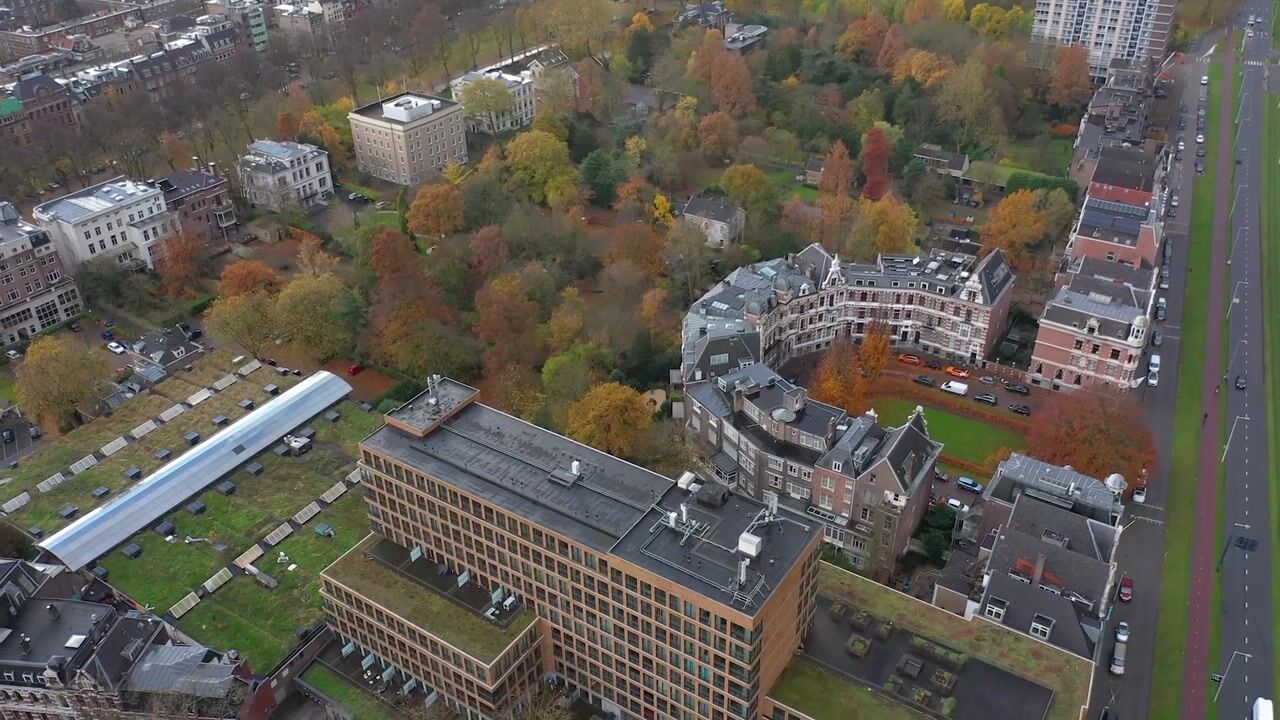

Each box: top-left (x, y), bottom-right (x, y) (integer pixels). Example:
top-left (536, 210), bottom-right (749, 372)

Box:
top-left (1110, 641), bottom-right (1127, 675)
top-left (940, 380), bottom-right (969, 396)
top-left (956, 477), bottom-right (984, 494)
top-left (946, 498), bottom-right (969, 512)
top-left (1149, 354), bottom-right (1162, 372)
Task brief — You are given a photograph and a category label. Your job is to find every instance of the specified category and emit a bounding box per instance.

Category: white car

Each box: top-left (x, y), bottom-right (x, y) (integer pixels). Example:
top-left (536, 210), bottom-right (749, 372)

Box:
top-left (1196, 134), bottom-right (1205, 144)
top-left (1115, 621), bottom-right (1131, 643)
top-left (3, 349), bottom-right (19, 360)
top-left (1133, 486), bottom-right (1147, 503)
top-left (1200, 75), bottom-right (1209, 85)
top-left (106, 341), bottom-right (126, 355)
top-left (1147, 370), bottom-right (1159, 387)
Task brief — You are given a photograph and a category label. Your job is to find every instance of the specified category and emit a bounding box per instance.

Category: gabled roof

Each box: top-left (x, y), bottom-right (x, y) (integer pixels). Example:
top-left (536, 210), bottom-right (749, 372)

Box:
top-left (682, 195), bottom-right (743, 224)
top-left (123, 644), bottom-right (236, 697)
top-left (12, 73), bottom-right (62, 101)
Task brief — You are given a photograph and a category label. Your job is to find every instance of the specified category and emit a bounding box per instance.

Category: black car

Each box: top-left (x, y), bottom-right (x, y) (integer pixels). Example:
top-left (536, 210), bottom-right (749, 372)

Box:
top-left (1236, 375), bottom-right (1247, 390)
top-left (1008, 403), bottom-right (1032, 416)
top-left (1151, 329), bottom-right (1163, 347)
top-left (0, 428), bottom-right (13, 444)
top-left (1006, 383), bottom-right (1030, 396)
top-left (67, 321), bottom-right (82, 332)
top-left (185, 329), bottom-right (203, 341)
top-left (1178, 117), bottom-right (1187, 129)
top-left (924, 359), bottom-right (942, 370)
top-left (1196, 146), bottom-right (1206, 157)
top-left (974, 393), bottom-right (997, 405)
top-left (914, 374), bottom-right (936, 387)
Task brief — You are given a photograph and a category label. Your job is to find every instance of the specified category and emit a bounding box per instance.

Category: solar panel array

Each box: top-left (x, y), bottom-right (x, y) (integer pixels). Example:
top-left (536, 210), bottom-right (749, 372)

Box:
top-left (292, 501), bottom-right (321, 525)
top-left (187, 388), bottom-right (214, 406)
top-left (212, 374), bottom-right (238, 391)
top-left (234, 544), bottom-right (264, 569)
top-left (100, 437), bottom-right (128, 457)
top-left (159, 404), bottom-right (186, 422)
top-left (264, 522), bottom-right (294, 546)
top-left (202, 567), bottom-right (233, 594)
top-left (1081, 203), bottom-right (1144, 237)
top-left (1, 492), bottom-right (30, 513)
top-left (169, 592), bottom-right (201, 619)
top-left (131, 419), bottom-right (158, 439)
top-left (346, 469), bottom-right (364, 484)
top-left (319, 481), bottom-right (347, 503)
top-left (69, 455), bottom-right (98, 475)
top-left (36, 473), bottom-right (66, 493)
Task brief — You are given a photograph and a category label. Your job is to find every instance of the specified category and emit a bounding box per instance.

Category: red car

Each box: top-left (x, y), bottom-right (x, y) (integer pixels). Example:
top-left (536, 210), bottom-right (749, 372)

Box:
top-left (347, 363), bottom-right (366, 376)
top-left (1118, 576), bottom-right (1134, 602)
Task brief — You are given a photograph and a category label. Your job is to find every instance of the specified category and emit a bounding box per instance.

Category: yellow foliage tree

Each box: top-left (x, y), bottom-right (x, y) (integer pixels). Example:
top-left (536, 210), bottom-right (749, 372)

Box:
top-left (980, 190), bottom-right (1047, 266)
top-left (808, 342), bottom-right (867, 416)
top-left (652, 194), bottom-right (674, 227)
top-left (15, 335), bottom-right (109, 435)
top-left (892, 50), bottom-right (955, 87)
top-left (566, 382), bottom-right (654, 457)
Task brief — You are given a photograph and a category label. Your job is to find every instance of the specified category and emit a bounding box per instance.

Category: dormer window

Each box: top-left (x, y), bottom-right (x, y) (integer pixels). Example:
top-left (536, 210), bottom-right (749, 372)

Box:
top-left (985, 597), bottom-right (1007, 622)
top-left (1029, 614), bottom-right (1054, 639)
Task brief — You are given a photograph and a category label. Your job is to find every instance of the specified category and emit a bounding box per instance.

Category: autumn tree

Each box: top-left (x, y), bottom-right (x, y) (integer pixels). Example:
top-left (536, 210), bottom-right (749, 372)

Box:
top-left (836, 14), bottom-right (889, 63)
top-left (547, 287), bottom-right (586, 353)
top-left (157, 231), bottom-right (203, 298)
top-left (459, 77), bottom-right (516, 132)
top-left (935, 58), bottom-right (1005, 150)
top-left (980, 190), bottom-right (1047, 265)
top-left (688, 28), bottom-right (728, 82)
top-left (710, 52), bottom-right (757, 117)
top-left (876, 24), bottom-right (908, 73)
top-left (847, 196), bottom-right (918, 258)
top-left (808, 342), bottom-right (867, 416)
top-left (904, 0), bottom-right (943, 23)
top-left (566, 382), bottom-right (654, 457)
top-left (860, 127), bottom-right (891, 201)
top-left (943, 0), bottom-right (967, 20)
top-left (860, 320), bottom-right (892, 382)
top-left (479, 363), bottom-right (545, 420)
top-left (274, 274), bottom-right (352, 361)
top-left (275, 112), bottom-right (299, 141)
top-left (846, 89), bottom-right (886, 139)
top-left (15, 335), bottom-right (109, 434)
top-left (219, 260), bottom-right (280, 297)
top-left (1048, 45), bottom-right (1094, 111)
top-left (505, 130), bottom-right (577, 203)
top-left (819, 141), bottom-right (854, 197)
top-left (407, 183), bottom-right (464, 237)
top-left (720, 163), bottom-right (770, 209)
top-left (159, 131), bottom-right (192, 171)
top-left (365, 229), bottom-right (457, 375)
top-left (204, 292), bottom-right (277, 358)
top-left (469, 226), bottom-right (509, 281)
top-left (1028, 392), bottom-right (1155, 492)
top-left (296, 231), bottom-right (341, 277)
top-left (892, 50), bottom-right (954, 88)
top-left (474, 272), bottom-right (543, 368)
top-left (697, 112), bottom-right (739, 159)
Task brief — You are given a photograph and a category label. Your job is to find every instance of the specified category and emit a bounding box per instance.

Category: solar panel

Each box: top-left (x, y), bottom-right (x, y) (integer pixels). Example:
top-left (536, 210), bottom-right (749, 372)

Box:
top-left (234, 544), bottom-right (264, 569)
top-left (202, 567), bottom-right (233, 594)
top-left (292, 502), bottom-right (321, 525)
top-left (69, 455), bottom-right (98, 475)
top-left (212, 374), bottom-right (238, 391)
top-left (169, 592), bottom-right (201, 619)
top-left (264, 522), bottom-right (294, 546)
top-left (159, 404), bottom-right (186, 422)
top-left (131, 420), bottom-right (158, 439)
top-left (1, 492), bottom-right (30, 513)
top-left (319, 481), bottom-right (348, 503)
top-left (236, 359), bottom-right (262, 376)
top-left (100, 437), bottom-right (128, 457)
top-left (187, 388), bottom-right (214, 406)
top-left (1087, 197), bottom-right (1147, 218)
top-left (36, 473), bottom-right (66, 493)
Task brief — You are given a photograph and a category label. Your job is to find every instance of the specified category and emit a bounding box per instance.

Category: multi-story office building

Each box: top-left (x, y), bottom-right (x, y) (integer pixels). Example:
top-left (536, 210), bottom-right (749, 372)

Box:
top-left (1031, 0), bottom-right (1174, 76)
top-left (680, 243), bottom-right (1016, 384)
top-left (0, 201), bottom-right (81, 347)
top-left (33, 176), bottom-right (178, 269)
top-left (150, 167), bottom-right (237, 255)
top-left (1030, 256), bottom-right (1155, 391)
top-left (236, 139), bottom-right (332, 212)
top-left (323, 376), bottom-right (822, 720)
top-left (683, 363), bottom-right (942, 579)
top-left (0, 558), bottom-right (247, 718)
top-left (450, 69), bottom-right (536, 134)
top-left (348, 92), bottom-right (467, 186)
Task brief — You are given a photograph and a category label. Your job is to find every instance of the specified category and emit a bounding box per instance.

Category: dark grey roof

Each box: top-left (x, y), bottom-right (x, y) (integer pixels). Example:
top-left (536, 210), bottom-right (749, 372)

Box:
top-left (878, 411), bottom-right (942, 494)
top-left (365, 399), bottom-right (674, 552)
top-left (804, 157), bottom-right (824, 174)
top-left (132, 327), bottom-right (201, 367)
top-left (986, 453), bottom-right (1124, 525)
top-left (1077, 198), bottom-right (1150, 246)
top-left (682, 196), bottom-right (743, 224)
top-left (1040, 268), bottom-right (1153, 341)
top-left (153, 170), bottom-right (222, 203)
top-left (123, 644), bottom-right (236, 697)
top-left (83, 614), bottom-right (164, 689)
top-left (0, 598), bottom-right (114, 669)
top-left (1004, 494), bottom-right (1118, 563)
top-left (684, 331), bottom-right (760, 383)
top-left (913, 144), bottom-right (968, 171)
top-left (1091, 147), bottom-right (1157, 192)
top-left (12, 73), bottom-right (61, 101)
top-left (981, 573), bottom-right (1097, 658)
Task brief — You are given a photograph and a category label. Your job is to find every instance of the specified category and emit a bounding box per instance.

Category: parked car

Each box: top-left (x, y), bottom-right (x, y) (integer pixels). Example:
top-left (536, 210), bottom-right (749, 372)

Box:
top-left (940, 380), bottom-right (969, 396)
top-left (1115, 621), bottom-right (1131, 643)
top-left (1195, 160), bottom-right (1205, 174)
top-left (1110, 639), bottom-right (1127, 676)
top-left (375, 201), bottom-right (391, 210)
top-left (944, 366), bottom-right (970, 378)
top-left (929, 492), bottom-right (943, 507)
top-left (897, 353), bottom-right (922, 366)
top-left (1118, 576), bottom-right (1134, 601)
top-left (1200, 75), bottom-right (1209, 85)
top-left (1008, 403), bottom-right (1032, 416)
top-left (1147, 370), bottom-right (1159, 387)
top-left (3, 349), bottom-right (19, 360)
top-left (974, 393), bottom-right (997, 405)
top-left (100, 330), bottom-right (114, 341)
top-left (934, 469), bottom-right (950, 482)
top-left (0, 429), bottom-right (12, 444)
top-left (347, 364), bottom-right (366, 376)
top-left (1005, 383), bottom-right (1030, 396)
top-left (1151, 329), bottom-right (1163, 347)
top-left (106, 341), bottom-right (126, 354)
top-left (979, 375), bottom-right (996, 385)
top-left (956, 477), bottom-right (984, 494)
top-left (913, 374), bottom-right (936, 387)
top-left (924, 359), bottom-right (942, 370)
top-left (68, 321), bottom-right (82, 332)
top-left (1196, 146), bottom-right (1206, 157)
top-left (1156, 298), bottom-right (1168, 321)
top-left (946, 498), bottom-right (970, 512)
top-left (1133, 485), bottom-right (1147, 503)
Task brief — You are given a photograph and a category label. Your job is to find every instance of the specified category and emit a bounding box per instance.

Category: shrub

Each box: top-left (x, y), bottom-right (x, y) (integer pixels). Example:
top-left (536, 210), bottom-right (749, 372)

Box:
top-left (911, 686), bottom-right (932, 706)
top-left (845, 634), bottom-right (871, 658)
top-left (932, 669), bottom-right (957, 691)
top-left (909, 636), bottom-right (968, 668)
top-left (941, 697), bottom-right (958, 716)
top-left (829, 601), bottom-right (849, 620)
top-left (849, 608), bottom-right (873, 630)
top-left (875, 620), bottom-right (894, 640)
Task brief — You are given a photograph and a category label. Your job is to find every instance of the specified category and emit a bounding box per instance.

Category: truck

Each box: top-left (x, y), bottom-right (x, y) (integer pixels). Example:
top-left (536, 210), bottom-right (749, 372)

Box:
top-left (1255, 698), bottom-right (1273, 720)
top-left (940, 380), bottom-right (969, 396)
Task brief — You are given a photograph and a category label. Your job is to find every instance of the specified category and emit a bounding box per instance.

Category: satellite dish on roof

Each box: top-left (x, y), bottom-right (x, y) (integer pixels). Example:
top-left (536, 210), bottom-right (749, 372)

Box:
top-left (1105, 473), bottom-right (1127, 495)
top-left (771, 407), bottom-right (796, 423)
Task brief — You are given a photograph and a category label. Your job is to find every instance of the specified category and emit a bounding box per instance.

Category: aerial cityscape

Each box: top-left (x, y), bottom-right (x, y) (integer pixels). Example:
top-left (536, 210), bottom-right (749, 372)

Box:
top-left (0, 0), bottom-right (1272, 717)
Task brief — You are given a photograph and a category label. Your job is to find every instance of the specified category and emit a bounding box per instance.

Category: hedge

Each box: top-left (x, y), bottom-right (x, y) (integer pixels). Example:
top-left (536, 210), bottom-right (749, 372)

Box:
top-left (1005, 172), bottom-right (1079, 201)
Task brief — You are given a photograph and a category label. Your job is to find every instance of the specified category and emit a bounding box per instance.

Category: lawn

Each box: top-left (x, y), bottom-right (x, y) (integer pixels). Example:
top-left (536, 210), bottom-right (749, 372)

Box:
top-left (300, 665), bottom-right (399, 720)
top-left (817, 563), bottom-right (1090, 720)
top-left (1001, 137), bottom-right (1074, 177)
top-left (1149, 56), bottom-right (1222, 720)
top-left (0, 373), bottom-right (14, 403)
top-left (765, 170), bottom-right (820, 202)
top-left (1262, 89), bottom-right (1280, 707)
top-left (769, 657), bottom-right (923, 720)
top-left (870, 397), bottom-right (1027, 466)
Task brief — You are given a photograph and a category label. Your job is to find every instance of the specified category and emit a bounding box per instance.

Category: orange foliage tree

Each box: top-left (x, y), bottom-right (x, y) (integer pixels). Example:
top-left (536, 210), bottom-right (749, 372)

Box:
top-left (276, 112), bottom-right (299, 141)
top-left (980, 190), bottom-right (1047, 266)
top-left (157, 231), bottom-right (203, 298)
top-left (468, 226), bottom-right (508, 282)
top-left (710, 52), bottom-right (756, 117)
top-left (860, 320), bottom-right (892, 382)
top-left (1048, 45), bottom-right (1094, 111)
top-left (819, 141), bottom-right (854, 197)
top-left (808, 341), bottom-right (867, 415)
top-left (875, 24), bottom-right (908, 73)
top-left (697, 111), bottom-right (740, 159)
top-left (365, 229), bottom-right (453, 371)
top-left (219, 260), bottom-right (280, 297)
top-left (836, 14), bottom-right (889, 63)
top-left (566, 382), bottom-right (654, 457)
top-left (860, 127), bottom-right (891, 201)
top-left (407, 184), bottom-right (464, 237)
top-left (605, 224), bottom-right (667, 280)
top-left (474, 273), bottom-right (544, 369)
top-left (904, 0), bottom-right (944, 22)
top-left (1027, 392), bottom-right (1155, 492)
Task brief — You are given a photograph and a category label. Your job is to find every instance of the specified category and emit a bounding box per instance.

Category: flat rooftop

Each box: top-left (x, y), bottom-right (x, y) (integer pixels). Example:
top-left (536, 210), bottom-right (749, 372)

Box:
top-left (323, 535), bottom-right (535, 662)
top-left (0, 598), bottom-right (109, 665)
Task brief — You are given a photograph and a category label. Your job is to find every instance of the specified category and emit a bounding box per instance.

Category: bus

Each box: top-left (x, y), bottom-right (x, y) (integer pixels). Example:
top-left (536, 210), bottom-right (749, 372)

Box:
top-left (1255, 697), bottom-right (1273, 720)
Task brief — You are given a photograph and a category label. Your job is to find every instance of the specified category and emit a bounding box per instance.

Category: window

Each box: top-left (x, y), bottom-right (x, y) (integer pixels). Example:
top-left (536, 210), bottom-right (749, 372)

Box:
top-left (985, 598), bottom-right (1007, 622)
top-left (832, 460), bottom-right (843, 473)
top-left (1073, 339), bottom-right (1083, 350)
top-left (1030, 614), bottom-right (1054, 639)
top-left (860, 507), bottom-right (872, 521)
top-left (768, 457), bottom-right (783, 471)
top-left (822, 477), bottom-right (834, 490)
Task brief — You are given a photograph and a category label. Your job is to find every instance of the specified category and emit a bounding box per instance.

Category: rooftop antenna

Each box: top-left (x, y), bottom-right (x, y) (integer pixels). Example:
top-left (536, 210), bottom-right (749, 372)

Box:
top-left (680, 503), bottom-right (688, 523)
top-left (738, 556), bottom-right (750, 585)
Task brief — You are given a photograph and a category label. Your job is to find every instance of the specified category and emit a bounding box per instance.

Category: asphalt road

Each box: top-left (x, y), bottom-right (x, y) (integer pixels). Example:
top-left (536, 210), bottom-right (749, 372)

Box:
top-left (1080, 51), bottom-right (1205, 719)
top-left (1214, 7), bottom-right (1276, 718)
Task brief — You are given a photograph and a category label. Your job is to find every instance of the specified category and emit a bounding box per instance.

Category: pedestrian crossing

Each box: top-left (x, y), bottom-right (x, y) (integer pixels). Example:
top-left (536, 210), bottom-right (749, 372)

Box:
top-left (1245, 60), bottom-right (1265, 67)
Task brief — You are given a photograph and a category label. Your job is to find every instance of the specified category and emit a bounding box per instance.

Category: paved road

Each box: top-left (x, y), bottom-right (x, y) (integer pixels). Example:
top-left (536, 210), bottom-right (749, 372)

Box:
top-left (1215, 6), bottom-right (1276, 718)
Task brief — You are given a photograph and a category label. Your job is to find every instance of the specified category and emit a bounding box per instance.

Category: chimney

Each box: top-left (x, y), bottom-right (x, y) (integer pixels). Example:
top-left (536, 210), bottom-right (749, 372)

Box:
top-left (45, 604), bottom-right (59, 620)
top-left (19, 635), bottom-right (30, 655)
top-left (1031, 554), bottom-right (1047, 587)
top-left (570, 460), bottom-right (581, 476)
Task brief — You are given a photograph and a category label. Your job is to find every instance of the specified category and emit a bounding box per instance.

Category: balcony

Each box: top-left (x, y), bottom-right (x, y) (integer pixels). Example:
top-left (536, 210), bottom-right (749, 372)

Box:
top-left (212, 202), bottom-right (237, 228)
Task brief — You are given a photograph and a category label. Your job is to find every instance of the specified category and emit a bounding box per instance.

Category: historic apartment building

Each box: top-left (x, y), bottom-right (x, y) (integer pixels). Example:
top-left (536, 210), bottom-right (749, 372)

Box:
top-left (236, 139), bottom-right (332, 213)
top-left (683, 364), bottom-right (941, 580)
top-left (150, 167), bottom-right (237, 255)
top-left (0, 201), bottom-right (81, 347)
top-left (0, 73), bottom-right (76, 147)
top-left (323, 377), bottom-right (821, 720)
top-left (1031, 0), bottom-right (1174, 76)
top-left (32, 176), bottom-right (178, 269)
top-left (681, 243), bottom-right (1016, 385)
top-left (450, 69), bottom-right (536, 134)
top-left (348, 92), bottom-right (466, 186)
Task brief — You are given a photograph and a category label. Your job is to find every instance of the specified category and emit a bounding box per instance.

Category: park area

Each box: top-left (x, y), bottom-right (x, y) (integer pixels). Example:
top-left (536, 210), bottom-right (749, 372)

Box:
top-left (1, 349), bottom-right (382, 673)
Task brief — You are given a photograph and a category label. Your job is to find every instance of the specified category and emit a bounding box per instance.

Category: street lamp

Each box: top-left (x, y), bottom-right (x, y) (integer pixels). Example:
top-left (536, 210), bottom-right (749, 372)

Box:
top-left (1226, 281), bottom-right (1249, 317)
top-left (1230, 185), bottom-right (1248, 220)
top-left (1213, 650), bottom-right (1252, 702)
top-left (1217, 522), bottom-right (1252, 572)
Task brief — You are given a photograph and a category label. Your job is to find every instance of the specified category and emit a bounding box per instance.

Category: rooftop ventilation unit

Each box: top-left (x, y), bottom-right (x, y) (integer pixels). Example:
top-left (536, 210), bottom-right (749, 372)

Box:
top-left (737, 532), bottom-right (762, 557)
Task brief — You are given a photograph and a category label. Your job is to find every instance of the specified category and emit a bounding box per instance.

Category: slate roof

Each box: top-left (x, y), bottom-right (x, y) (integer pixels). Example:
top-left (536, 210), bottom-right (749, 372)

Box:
top-left (1040, 265), bottom-right (1153, 341)
top-left (1091, 147), bottom-right (1157, 192)
top-left (913, 144), bottom-right (969, 171)
top-left (12, 73), bottom-right (62, 101)
top-left (124, 644), bottom-right (237, 697)
top-left (985, 453), bottom-right (1124, 525)
top-left (154, 170), bottom-right (222, 204)
top-left (131, 327), bottom-right (201, 368)
top-left (682, 196), bottom-right (743, 224)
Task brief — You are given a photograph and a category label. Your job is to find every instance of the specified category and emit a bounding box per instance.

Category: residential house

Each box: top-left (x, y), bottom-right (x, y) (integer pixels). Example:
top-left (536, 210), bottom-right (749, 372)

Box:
top-left (723, 23), bottom-right (767, 53)
top-left (348, 92), bottom-right (466, 185)
top-left (130, 326), bottom-right (202, 368)
top-left (1064, 195), bottom-right (1162, 268)
top-left (803, 157), bottom-right (824, 187)
top-left (236, 139), bottom-right (332, 212)
top-left (684, 363), bottom-right (942, 579)
top-left (33, 176), bottom-right (178, 269)
top-left (675, 1), bottom-right (732, 29)
top-left (150, 167), bottom-right (236, 255)
top-left (450, 69), bottom-right (535, 134)
top-left (913, 144), bottom-right (970, 178)
top-left (678, 195), bottom-right (745, 248)
top-left (0, 201), bottom-right (81, 347)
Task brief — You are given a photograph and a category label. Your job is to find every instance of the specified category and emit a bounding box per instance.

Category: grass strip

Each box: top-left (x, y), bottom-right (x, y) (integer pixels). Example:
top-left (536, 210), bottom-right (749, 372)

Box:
top-left (1262, 90), bottom-right (1280, 710)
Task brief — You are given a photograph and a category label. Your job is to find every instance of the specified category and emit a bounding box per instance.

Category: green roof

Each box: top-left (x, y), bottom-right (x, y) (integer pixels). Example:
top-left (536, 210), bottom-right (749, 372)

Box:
top-left (324, 535), bottom-right (536, 662)
top-left (0, 97), bottom-right (22, 119)
top-left (770, 659), bottom-right (922, 720)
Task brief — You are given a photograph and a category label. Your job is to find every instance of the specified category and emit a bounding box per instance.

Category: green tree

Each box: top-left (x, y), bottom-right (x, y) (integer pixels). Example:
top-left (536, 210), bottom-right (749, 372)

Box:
top-left (580, 150), bottom-right (627, 207)
top-left (15, 335), bottom-right (109, 434)
top-left (205, 292), bottom-right (277, 358)
top-left (505, 130), bottom-right (577, 203)
top-left (934, 58), bottom-right (1005, 150)
top-left (460, 77), bottom-right (516, 132)
top-left (274, 274), bottom-right (353, 361)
